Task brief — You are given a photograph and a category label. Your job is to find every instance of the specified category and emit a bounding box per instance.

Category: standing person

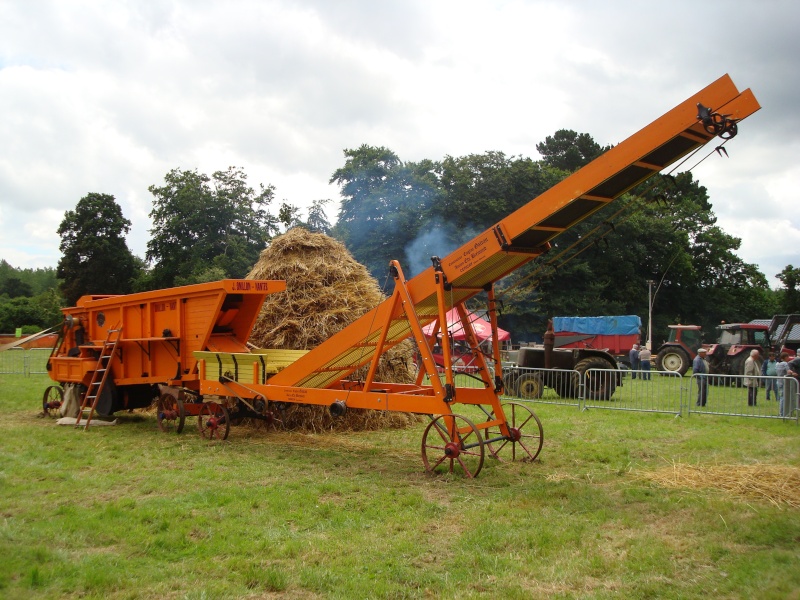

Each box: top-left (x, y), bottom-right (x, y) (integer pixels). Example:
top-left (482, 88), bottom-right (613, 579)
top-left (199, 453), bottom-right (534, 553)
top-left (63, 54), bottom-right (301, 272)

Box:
top-left (761, 351), bottom-right (778, 401)
top-left (776, 352), bottom-right (790, 417)
top-left (693, 347), bottom-right (709, 406)
top-left (629, 344), bottom-right (640, 379)
top-left (638, 345), bottom-right (652, 380)
top-left (743, 348), bottom-right (762, 407)
top-left (785, 353), bottom-right (800, 417)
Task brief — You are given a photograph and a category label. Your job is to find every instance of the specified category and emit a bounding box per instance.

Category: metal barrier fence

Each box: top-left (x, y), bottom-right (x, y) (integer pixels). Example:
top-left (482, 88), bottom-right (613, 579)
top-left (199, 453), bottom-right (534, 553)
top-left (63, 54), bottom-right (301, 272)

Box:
top-left (501, 367), bottom-right (582, 407)
top-left (0, 348), bottom-right (51, 376)
top-left (688, 374), bottom-right (799, 421)
top-left (583, 368), bottom-right (684, 416)
top-left (500, 366), bottom-right (799, 422)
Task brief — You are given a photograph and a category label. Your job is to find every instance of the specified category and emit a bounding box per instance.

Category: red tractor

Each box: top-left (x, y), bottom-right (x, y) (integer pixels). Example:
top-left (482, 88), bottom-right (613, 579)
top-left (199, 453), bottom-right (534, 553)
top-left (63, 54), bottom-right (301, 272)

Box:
top-left (654, 324), bottom-right (703, 375)
top-left (705, 322), bottom-right (771, 382)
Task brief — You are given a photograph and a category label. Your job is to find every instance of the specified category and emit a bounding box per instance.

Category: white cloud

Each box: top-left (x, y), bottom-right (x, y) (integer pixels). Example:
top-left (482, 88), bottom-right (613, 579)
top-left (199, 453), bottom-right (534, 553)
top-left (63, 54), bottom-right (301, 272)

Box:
top-left (0, 0), bottom-right (798, 292)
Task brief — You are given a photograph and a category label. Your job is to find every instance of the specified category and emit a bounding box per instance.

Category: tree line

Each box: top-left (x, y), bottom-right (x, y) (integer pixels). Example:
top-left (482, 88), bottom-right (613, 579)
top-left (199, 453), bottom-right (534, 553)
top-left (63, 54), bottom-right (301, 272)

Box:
top-left (2, 130), bottom-right (799, 344)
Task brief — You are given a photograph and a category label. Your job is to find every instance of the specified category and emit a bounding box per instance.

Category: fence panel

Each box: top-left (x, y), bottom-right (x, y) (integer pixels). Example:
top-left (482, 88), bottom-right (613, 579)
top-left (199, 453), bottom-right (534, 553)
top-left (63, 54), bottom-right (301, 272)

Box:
top-left (688, 374), bottom-right (798, 420)
top-left (583, 368), bottom-right (684, 416)
top-left (0, 348), bottom-right (51, 376)
top-left (28, 348), bottom-right (51, 375)
top-left (0, 348), bottom-right (27, 374)
top-left (501, 366), bottom-right (582, 408)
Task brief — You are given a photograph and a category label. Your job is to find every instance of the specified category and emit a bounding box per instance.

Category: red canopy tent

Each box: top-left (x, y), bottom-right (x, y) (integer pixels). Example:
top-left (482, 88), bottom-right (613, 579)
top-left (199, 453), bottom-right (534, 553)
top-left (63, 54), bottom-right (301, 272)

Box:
top-left (422, 309), bottom-right (511, 342)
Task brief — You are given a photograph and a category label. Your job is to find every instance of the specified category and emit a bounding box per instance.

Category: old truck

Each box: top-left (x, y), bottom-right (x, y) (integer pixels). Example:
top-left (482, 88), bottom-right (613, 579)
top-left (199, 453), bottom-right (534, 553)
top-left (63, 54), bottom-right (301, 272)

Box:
top-left (41, 74), bottom-right (760, 477)
top-left (501, 316), bottom-right (630, 400)
top-left (552, 315), bottom-right (641, 366)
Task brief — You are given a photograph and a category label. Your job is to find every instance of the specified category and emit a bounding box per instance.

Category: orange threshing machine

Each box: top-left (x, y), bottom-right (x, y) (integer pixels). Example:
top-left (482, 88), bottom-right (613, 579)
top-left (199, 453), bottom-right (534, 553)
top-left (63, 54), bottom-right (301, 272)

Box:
top-left (44, 75), bottom-right (760, 477)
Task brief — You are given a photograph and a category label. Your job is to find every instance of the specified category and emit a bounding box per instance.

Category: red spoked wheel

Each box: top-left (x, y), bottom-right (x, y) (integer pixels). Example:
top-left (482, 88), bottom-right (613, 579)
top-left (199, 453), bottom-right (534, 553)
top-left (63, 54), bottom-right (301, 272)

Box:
top-left (421, 413), bottom-right (484, 478)
top-left (42, 385), bottom-right (64, 417)
top-left (197, 402), bottom-right (230, 440)
top-left (484, 401), bottom-right (543, 462)
top-left (156, 392), bottom-right (185, 434)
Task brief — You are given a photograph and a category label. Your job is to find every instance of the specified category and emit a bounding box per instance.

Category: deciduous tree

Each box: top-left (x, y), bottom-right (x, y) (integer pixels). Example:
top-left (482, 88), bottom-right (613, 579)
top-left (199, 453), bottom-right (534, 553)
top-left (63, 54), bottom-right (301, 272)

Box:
top-left (146, 167), bottom-right (278, 288)
top-left (57, 193), bottom-right (138, 305)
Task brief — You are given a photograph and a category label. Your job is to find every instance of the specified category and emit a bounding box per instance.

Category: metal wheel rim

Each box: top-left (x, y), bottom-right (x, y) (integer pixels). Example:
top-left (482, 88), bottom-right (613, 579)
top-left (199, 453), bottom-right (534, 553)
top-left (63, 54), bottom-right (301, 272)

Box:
top-left (156, 393), bottom-right (185, 434)
top-left (485, 402), bottom-right (543, 462)
top-left (197, 403), bottom-right (230, 440)
top-left (421, 414), bottom-right (484, 478)
top-left (42, 385), bottom-right (64, 417)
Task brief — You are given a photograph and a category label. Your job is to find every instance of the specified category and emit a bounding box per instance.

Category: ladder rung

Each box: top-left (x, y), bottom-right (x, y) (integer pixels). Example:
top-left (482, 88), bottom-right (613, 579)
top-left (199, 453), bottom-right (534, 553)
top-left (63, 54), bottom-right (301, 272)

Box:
top-left (86, 395), bottom-right (97, 400)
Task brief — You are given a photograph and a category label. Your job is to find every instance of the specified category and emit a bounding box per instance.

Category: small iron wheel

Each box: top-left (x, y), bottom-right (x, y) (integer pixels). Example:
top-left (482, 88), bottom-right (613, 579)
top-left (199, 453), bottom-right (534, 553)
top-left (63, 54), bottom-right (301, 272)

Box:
top-left (156, 392), bottom-right (185, 434)
top-left (484, 401), bottom-right (543, 462)
top-left (421, 413), bottom-right (484, 478)
top-left (42, 385), bottom-right (64, 417)
top-left (197, 402), bottom-right (230, 441)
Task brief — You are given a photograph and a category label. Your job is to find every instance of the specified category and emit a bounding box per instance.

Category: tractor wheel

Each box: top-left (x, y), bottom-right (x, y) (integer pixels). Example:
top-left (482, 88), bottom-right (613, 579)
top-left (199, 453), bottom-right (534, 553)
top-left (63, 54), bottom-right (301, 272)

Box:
top-left (553, 370), bottom-right (580, 399)
top-left (515, 373), bottom-right (543, 400)
top-left (656, 347), bottom-right (690, 375)
top-left (729, 356), bottom-right (747, 387)
top-left (575, 357), bottom-right (617, 400)
top-left (502, 372), bottom-right (518, 397)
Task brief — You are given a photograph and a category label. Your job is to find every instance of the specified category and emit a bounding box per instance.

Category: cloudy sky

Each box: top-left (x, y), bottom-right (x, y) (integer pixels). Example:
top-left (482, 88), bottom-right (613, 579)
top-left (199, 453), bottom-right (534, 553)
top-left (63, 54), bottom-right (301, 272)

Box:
top-left (1, 0), bottom-right (798, 288)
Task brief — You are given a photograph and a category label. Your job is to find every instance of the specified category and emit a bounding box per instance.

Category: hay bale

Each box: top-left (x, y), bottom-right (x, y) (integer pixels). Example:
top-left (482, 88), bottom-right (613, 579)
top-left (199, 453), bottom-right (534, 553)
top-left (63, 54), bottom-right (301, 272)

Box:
top-left (246, 227), bottom-right (420, 431)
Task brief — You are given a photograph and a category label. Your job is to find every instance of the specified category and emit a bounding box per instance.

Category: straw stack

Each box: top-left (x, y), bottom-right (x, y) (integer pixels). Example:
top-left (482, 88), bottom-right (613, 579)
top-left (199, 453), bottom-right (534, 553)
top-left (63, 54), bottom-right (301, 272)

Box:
top-left (246, 227), bottom-right (419, 432)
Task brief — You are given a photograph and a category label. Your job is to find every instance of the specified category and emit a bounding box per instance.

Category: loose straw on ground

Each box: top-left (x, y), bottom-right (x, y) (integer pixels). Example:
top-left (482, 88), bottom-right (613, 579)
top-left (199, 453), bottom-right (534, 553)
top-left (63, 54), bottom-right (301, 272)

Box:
top-left (640, 461), bottom-right (800, 509)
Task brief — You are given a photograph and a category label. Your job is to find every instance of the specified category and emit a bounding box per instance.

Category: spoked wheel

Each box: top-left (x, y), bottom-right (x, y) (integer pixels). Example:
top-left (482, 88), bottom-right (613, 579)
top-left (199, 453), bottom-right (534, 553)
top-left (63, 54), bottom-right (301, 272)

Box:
top-left (42, 385), bottom-right (64, 417)
top-left (197, 402), bottom-right (230, 440)
top-left (156, 392), bottom-right (185, 433)
top-left (484, 401), bottom-right (543, 462)
top-left (421, 413), bottom-right (484, 478)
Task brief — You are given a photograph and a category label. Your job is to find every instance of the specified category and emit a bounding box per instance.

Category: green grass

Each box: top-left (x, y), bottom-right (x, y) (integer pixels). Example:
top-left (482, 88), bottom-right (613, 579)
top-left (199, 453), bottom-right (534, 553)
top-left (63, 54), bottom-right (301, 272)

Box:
top-left (1, 373), bottom-right (799, 599)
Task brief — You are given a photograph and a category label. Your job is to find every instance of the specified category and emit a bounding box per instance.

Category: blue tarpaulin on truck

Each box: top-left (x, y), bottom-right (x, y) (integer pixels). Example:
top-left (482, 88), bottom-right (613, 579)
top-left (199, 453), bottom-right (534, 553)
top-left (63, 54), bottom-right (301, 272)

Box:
top-left (553, 315), bottom-right (641, 335)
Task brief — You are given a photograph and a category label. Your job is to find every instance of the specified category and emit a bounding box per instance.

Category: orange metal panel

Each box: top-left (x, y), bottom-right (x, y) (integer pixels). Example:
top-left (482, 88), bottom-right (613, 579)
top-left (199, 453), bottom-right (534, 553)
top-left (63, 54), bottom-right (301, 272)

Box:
top-left (48, 279), bottom-right (285, 387)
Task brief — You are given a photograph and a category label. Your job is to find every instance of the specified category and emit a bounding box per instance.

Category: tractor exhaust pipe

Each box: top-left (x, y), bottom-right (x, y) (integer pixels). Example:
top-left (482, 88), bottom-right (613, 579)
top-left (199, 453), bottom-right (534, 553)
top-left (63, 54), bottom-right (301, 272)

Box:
top-left (544, 318), bottom-right (555, 369)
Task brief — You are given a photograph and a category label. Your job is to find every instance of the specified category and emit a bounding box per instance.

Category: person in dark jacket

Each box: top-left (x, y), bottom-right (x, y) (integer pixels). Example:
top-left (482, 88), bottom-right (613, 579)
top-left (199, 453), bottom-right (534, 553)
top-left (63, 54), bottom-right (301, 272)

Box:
top-left (693, 347), bottom-right (709, 406)
top-left (629, 344), bottom-right (641, 379)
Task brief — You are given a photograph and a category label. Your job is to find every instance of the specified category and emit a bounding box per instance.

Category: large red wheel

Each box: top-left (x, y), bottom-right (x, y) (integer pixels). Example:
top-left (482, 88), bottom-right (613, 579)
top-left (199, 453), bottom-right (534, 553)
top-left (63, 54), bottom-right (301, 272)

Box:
top-left (156, 392), bottom-right (185, 433)
top-left (42, 385), bottom-right (64, 417)
top-left (421, 413), bottom-right (484, 478)
top-left (197, 402), bottom-right (230, 440)
top-left (484, 402), bottom-right (543, 462)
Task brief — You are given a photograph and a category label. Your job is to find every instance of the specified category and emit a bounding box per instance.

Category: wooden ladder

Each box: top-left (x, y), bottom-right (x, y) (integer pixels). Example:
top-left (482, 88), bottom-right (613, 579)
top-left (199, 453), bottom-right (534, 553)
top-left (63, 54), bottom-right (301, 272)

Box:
top-left (75, 327), bottom-right (122, 431)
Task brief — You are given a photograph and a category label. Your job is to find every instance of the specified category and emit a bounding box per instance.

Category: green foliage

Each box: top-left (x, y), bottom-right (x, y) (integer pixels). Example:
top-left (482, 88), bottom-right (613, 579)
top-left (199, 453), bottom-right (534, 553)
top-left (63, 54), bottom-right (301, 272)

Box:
top-left (0, 260), bottom-right (58, 297)
top-left (776, 265), bottom-right (800, 312)
top-left (331, 145), bottom-right (440, 279)
top-left (146, 167), bottom-right (279, 288)
top-left (0, 289), bottom-right (63, 332)
top-left (536, 128), bottom-right (610, 171)
top-left (304, 199), bottom-right (332, 235)
top-left (330, 136), bottom-right (776, 343)
top-left (56, 193), bottom-right (139, 305)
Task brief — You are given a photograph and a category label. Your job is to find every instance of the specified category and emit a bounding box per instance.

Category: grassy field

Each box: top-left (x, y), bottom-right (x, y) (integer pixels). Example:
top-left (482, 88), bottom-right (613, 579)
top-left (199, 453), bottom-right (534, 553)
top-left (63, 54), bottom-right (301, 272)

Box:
top-left (1, 374), bottom-right (799, 599)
